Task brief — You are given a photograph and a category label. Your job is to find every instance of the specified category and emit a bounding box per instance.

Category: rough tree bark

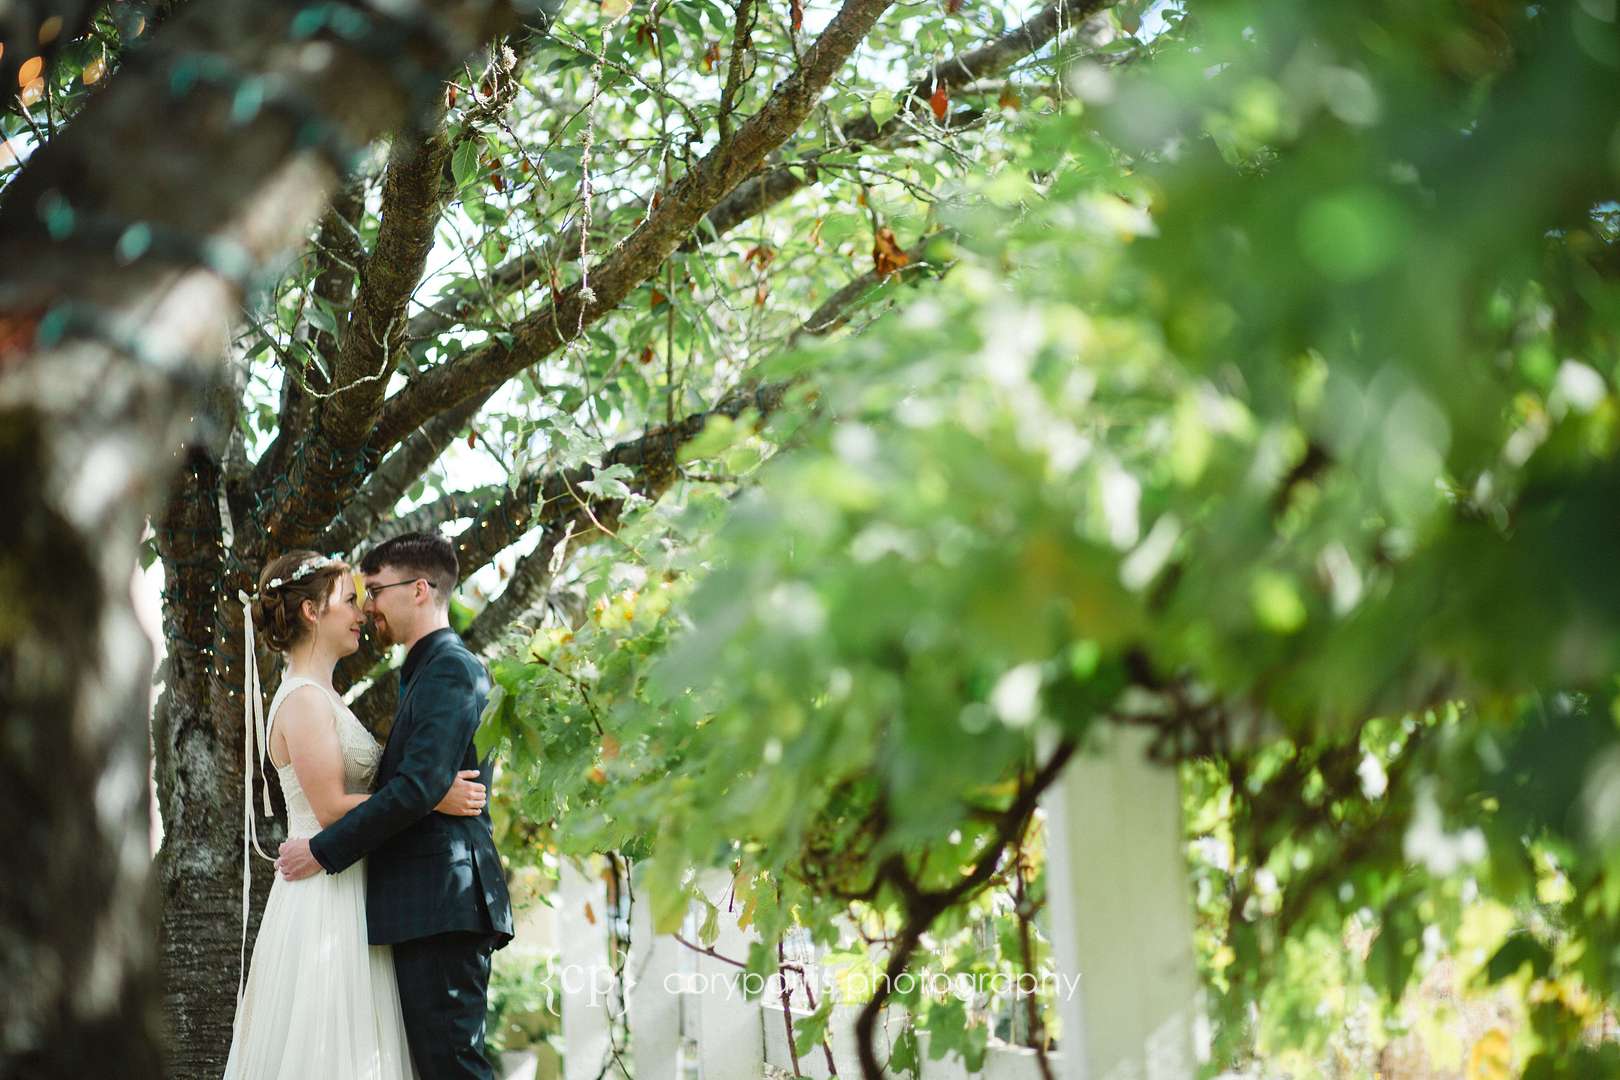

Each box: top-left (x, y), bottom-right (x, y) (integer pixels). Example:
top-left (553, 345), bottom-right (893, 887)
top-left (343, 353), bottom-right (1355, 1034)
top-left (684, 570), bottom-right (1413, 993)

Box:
top-left (0, 2), bottom-right (552, 1076)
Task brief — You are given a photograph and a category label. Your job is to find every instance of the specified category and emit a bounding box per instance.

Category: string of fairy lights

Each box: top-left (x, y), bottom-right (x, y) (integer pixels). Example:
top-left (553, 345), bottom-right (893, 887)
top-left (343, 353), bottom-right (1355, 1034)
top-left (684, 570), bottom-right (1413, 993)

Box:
top-left (27, 0), bottom-right (703, 684)
top-left (7, 0), bottom-right (562, 673)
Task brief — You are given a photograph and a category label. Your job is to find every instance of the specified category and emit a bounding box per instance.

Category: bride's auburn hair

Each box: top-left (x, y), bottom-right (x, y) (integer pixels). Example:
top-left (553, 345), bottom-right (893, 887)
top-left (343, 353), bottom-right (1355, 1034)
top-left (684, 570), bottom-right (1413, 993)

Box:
top-left (251, 550), bottom-right (351, 653)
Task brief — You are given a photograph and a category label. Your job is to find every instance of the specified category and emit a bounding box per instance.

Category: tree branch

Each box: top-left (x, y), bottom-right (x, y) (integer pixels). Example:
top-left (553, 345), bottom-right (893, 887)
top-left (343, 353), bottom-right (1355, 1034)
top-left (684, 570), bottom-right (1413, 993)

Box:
top-left (404, 239), bottom-right (566, 344)
top-left (402, 0), bottom-right (1085, 356)
top-left (320, 391), bottom-right (492, 553)
top-left (788, 239), bottom-right (934, 345)
top-left (463, 524), bottom-right (571, 652)
top-left (443, 247), bottom-right (893, 659)
top-left (339, 382), bottom-right (793, 721)
top-left (329, 120), bottom-right (456, 422)
top-left (697, 0), bottom-right (1107, 244)
top-left (372, 0), bottom-right (898, 453)
top-left (260, 112), bottom-right (456, 548)
top-left (251, 178), bottom-right (365, 494)
top-left (363, 242), bottom-right (895, 711)
top-left (394, 483), bottom-right (506, 537)
top-left (453, 380), bottom-right (793, 572)
top-left (853, 738), bottom-right (1077, 1078)
top-left (716, 0), bottom-right (761, 155)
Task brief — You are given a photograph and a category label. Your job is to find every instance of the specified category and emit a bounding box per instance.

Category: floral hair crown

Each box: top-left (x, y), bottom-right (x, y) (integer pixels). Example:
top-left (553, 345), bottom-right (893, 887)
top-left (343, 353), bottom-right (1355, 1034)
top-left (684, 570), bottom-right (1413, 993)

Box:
top-left (262, 553), bottom-right (343, 594)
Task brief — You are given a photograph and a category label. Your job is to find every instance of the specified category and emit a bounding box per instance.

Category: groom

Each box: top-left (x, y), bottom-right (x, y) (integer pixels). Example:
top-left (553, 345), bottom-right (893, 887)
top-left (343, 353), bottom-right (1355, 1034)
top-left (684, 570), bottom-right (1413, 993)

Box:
top-left (276, 532), bottom-right (513, 1079)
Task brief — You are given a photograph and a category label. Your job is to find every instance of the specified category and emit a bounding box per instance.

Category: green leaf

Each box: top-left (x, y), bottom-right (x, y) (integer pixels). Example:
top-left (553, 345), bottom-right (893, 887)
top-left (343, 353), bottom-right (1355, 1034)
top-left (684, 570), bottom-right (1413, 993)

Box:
top-left (676, 414), bottom-right (745, 463)
top-left (1251, 570), bottom-right (1307, 634)
top-left (452, 138), bottom-right (481, 191)
top-left (305, 298), bottom-right (339, 336)
top-left (696, 0), bottom-right (728, 31)
top-left (869, 90), bottom-right (898, 127)
top-left (1367, 903), bottom-right (1421, 1002)
top-left (671, 4), bottom-right (704, 38)
top-left (652, 875), bottom-right (690, 937)
top-left (1484, 934), bottom-right (1552, 983)
top-left (646, 842), bottom-right (690, 936)
top-left (792, 999), bottom-right (834, 1057)
top-left (543, 149), bottom-right (579, 174)
top-left (817, 212), bottom-right (863, 250)
top-left (475, 682), bottom-right (508, 758)
top-left (697, 897), bottom-right (719, 946)
top-left (579, 462), bottom-right (636, 500)
top-left (889, 1026), bottom-right (920, 1075)
top-left (464, 198), bottom-right (507, 228)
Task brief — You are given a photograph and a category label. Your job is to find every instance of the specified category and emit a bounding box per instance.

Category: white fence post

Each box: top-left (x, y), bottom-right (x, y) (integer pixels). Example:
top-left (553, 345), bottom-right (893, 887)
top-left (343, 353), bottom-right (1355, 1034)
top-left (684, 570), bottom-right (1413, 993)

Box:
top-left (692, 869), bottom-right (765, 1079)
top-left (1040, 725), bottom-right (1201, 1080)
top-left (627, 860), bottom-right (684, 1080)
top-left (559, 856), bottom-right (615, 1080)
top-left (556, 848), bottom-right (1117, 1079)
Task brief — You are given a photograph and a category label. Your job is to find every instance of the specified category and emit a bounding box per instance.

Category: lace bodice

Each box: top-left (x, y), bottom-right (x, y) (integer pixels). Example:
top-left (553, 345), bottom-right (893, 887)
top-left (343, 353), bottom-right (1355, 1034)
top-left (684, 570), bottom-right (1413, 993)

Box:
top-left (265, 675), bottom-right (381, 838)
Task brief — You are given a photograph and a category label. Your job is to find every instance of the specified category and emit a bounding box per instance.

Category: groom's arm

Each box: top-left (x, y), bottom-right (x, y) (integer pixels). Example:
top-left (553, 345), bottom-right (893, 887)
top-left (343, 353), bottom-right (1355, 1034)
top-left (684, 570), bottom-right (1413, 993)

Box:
top-left (307, 655), bottom-right (480, 875)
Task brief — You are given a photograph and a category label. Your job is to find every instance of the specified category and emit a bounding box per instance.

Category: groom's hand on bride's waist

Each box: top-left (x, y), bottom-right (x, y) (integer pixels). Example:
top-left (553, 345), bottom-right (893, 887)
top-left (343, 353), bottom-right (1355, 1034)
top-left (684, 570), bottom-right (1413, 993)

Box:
top-left (275, 837), bottom-right (322, 881)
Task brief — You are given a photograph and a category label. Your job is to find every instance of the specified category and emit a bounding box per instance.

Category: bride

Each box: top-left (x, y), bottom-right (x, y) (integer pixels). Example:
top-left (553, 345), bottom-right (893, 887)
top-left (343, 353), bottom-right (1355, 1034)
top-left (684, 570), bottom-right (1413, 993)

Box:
top-left (223, 550), bottom-right (486, 1079)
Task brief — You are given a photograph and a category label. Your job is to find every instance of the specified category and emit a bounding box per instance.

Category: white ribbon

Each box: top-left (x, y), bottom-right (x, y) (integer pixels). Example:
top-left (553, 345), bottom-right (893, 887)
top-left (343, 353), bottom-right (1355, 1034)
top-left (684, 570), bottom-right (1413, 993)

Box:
top-left (237, 589), bottom-right (276, 1013)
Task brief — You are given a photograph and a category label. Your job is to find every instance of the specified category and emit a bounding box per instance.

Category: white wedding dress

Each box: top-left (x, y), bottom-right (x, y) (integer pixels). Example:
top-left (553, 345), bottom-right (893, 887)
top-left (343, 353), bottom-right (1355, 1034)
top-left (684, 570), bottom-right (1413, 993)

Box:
top-left (222, 675), bottom-right (416, 1079)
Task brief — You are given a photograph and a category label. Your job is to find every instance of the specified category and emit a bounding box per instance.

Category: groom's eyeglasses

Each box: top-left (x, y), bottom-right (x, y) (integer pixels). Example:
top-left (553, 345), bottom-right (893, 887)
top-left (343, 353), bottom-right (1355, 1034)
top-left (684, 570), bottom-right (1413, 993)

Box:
top-left (365, 577), bottom-right (438, 597)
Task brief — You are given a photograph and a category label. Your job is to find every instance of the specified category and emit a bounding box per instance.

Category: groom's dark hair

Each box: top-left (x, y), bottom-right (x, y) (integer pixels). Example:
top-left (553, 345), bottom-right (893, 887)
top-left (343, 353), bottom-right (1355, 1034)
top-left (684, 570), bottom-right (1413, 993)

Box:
top-left (360, 532), bottom-right (458, 604)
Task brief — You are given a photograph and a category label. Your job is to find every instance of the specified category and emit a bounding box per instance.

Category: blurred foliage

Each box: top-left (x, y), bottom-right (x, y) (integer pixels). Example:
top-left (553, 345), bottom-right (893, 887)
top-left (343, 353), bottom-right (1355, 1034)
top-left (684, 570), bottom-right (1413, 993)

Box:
top-left (484, 949), bottom-right (561, 1057)
top-left (475, 0), bottom-right (1620, 1074)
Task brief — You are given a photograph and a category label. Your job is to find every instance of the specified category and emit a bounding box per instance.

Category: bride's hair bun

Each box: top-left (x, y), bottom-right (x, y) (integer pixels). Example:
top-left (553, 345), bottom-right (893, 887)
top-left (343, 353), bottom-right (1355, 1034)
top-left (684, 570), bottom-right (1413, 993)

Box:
top-left (251, 550), bottom-right (350, 653)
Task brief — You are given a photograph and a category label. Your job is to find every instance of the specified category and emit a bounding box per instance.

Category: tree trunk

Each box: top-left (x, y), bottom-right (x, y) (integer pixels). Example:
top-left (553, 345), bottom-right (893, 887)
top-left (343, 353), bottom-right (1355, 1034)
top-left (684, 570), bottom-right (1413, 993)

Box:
top-left (151, 678), bottom-right (287, 1078)
top-left (0, 413), bottom-right (168, 1077)
top-left (0, 2), bottom-right (548, 1075)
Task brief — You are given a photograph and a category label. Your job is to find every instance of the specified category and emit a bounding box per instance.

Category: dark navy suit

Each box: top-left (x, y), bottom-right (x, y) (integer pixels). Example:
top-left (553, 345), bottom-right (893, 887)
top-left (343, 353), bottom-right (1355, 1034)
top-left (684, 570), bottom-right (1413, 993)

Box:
top-left (310, 627), bottom-right (512, 1079)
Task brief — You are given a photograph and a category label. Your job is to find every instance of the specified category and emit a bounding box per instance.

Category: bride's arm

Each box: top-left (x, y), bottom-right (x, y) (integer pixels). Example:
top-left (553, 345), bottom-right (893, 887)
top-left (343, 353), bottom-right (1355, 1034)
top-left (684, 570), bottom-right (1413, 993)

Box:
top-left (280, 688), bottom-right (368, 828)
top-left (279, 689), bottom-right (486, 827)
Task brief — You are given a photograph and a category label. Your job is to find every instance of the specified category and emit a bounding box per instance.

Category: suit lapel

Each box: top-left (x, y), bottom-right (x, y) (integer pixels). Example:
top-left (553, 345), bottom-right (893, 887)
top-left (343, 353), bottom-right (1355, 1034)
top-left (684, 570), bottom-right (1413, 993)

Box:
top-left (381, 632), bottom-right (459, 766)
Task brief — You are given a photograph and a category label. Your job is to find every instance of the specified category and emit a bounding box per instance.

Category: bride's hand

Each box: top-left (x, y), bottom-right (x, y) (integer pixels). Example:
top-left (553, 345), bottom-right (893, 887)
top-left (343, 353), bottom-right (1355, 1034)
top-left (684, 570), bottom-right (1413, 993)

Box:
top-left (435, 769), bottom-right (487, 816)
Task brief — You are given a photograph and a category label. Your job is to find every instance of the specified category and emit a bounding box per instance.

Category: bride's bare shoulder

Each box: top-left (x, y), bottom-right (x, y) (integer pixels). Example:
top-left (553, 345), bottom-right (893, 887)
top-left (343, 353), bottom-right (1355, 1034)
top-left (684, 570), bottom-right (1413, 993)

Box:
top-left (275, 684), bottom-right (339, 735)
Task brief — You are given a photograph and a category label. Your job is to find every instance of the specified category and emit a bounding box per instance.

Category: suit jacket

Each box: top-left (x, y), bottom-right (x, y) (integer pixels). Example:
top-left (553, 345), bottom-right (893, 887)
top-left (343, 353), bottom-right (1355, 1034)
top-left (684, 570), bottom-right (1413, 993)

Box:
top-left (310, 628), bottom-right (513, 947)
